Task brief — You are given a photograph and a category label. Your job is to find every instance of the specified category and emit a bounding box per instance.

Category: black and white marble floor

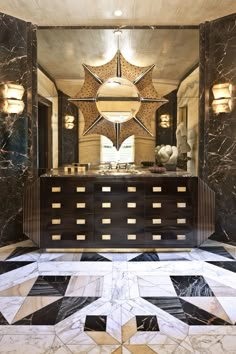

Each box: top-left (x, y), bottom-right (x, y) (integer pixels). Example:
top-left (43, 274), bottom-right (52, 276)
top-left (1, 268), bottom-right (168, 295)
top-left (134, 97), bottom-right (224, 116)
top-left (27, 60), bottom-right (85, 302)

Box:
top-left (0, 239), bottom-right (236, 353)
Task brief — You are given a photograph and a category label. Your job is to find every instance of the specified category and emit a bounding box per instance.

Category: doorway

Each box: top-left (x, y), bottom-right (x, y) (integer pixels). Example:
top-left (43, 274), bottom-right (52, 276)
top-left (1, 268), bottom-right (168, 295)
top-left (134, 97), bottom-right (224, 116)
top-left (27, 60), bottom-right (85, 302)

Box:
top-left (38, 95), bottom-right (52, 174)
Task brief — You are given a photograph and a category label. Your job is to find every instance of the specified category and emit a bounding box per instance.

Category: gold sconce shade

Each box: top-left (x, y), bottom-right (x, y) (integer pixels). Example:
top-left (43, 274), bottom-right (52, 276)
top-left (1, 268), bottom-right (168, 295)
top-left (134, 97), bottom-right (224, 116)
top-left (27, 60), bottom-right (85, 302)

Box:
top-left (0, 82), bottom-right (25, 114)
top-left (159, 114), bottom-right (170, 128)
top-left (64, 115), bottom-right (75, 129)
top-left (212, 98), bottom-right (232, 113)
top-left (212, 83), bottom-right (234, 113)
top-left (0, 82), bottom-right (24, 100)
top-left (212, 83), bottom-right (232, 99)
top-left (0, 98), bottom-right (25, 114)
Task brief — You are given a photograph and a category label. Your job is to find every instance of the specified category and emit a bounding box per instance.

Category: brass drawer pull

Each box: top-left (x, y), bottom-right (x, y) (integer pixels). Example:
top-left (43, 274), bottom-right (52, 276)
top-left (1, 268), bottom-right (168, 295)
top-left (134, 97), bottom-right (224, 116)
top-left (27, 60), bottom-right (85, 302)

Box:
top-left (51, 219), bottom-right (61, 225)
top-left (52, 234), bottom-right (61, 240)
top-left (76, 203), bottom-right (86, 208)
top-left (153, 186), bottom-right (162, 192)
top-left (152, 202), bottom-right (162, 208)
top-left (127, 218), bottom-right (136, 224)
top-left (152, 218), bottom-right (162, 224)
top-left (51, 187), bottom-right (61, 193)
top-left (76, 187), bottom-right (86, 192)
top-left (177, 202), bottom-right (186, 208)
top-left (177, 234), bottom-right (186, 240)
top-left (76, 235), bottom-right (86, 240)
top-left (76, 219), bottom-right (86, 224)
top-left (102, 234), bottom-right (111, 240)
top-left (177, 218), bottom-right (186, 224)
top-left (177, 186), bottom-right (186, 192)
top-left (102, 202), bottom-right (111, 208)
top-left (152, 234), bottom-right (161, 240)
top-left (102, 186), bottom-right (111, 192)
top-left (127, 202), bottom-right (136, 208)
top-left (52, 203), bottom-right (61, 209)
top-left (127, 186), bottom-right (136, 192)
top-left (102, 218), bottom-right (111, 224)
top-left (127, 234), bottom-right (136, 240)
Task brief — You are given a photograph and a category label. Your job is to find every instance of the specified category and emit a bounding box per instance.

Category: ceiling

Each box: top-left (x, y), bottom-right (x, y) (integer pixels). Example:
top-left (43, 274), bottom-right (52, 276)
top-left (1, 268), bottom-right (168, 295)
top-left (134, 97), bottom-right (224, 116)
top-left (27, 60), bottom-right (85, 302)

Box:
top-left (0, 0), bottom-right (236, 26)
top-left (1, 0), bottom-right (235, 96)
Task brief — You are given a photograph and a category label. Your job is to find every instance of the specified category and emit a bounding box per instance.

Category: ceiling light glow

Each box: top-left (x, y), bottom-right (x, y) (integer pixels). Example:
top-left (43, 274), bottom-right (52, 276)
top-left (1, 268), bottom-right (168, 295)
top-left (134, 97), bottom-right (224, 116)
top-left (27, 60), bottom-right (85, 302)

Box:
top-left (114, 10), bottom-right (123, 17)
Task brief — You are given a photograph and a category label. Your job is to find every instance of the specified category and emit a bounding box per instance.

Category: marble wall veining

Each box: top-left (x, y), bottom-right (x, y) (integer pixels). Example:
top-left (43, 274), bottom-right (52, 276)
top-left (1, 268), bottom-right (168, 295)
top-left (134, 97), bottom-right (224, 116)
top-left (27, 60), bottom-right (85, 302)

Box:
top-left (199, 13), bottom-right (236, 242)
top-left (0, 13), bottom-right (37, 246)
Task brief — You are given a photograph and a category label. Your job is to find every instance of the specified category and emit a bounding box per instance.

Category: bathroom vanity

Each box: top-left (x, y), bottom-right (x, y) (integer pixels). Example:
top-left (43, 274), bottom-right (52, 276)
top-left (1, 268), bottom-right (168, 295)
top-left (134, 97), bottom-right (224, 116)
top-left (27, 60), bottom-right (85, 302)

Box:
top-left (23, 170), bottom-right (215, 250)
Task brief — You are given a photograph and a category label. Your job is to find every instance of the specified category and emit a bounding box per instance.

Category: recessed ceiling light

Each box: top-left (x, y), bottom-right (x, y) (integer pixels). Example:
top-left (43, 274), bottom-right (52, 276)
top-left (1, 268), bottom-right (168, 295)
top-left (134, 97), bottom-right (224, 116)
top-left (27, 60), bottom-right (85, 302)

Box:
top-left (114, 9), bottom-right (123, 17)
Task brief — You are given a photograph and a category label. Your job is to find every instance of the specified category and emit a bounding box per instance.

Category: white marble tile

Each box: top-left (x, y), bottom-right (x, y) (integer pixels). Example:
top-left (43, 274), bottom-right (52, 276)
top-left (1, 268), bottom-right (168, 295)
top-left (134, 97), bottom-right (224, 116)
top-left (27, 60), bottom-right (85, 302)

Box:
top-left (0, 326), bottom-right (55, 336)
top-left (0, 264), bottom-right (38, 292)
top-left (0, 334), bottom-right (55, 354)
top-left (38, 262), bottom-right (112, 275)
top-left (0, 297), bottom-right (25, 324)
top-left (149, 344), bottom-right (178, 353)
top-left (66, 344), bottom-right (96, 353)
top-left (68, 345), bottom-right (119, 354)
top-left (65, 276), bottom-right (103, 297)
top-left (188, 325), bottom-right (236, 336)
top-left (186, 248), bottom-right (235, 261)
top-left (127, 273), bottom-right (139, 299)
top-left (189, 334), bottom-right (236, 354)
top-left (216, 297), bottom-right (236, 324)
top-left (137, 275), bottom-right (176, 297)
top-left (7, 252), bottom-right (41, 262)
top-left (48, 335), bottom-right (74, 354)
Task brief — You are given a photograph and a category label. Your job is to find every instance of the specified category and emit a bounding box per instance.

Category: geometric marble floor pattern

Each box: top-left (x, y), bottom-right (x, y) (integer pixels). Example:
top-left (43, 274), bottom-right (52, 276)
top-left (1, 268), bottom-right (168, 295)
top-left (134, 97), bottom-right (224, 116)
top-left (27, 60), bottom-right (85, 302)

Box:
top-left (1, 239), bottom-right (236, 353)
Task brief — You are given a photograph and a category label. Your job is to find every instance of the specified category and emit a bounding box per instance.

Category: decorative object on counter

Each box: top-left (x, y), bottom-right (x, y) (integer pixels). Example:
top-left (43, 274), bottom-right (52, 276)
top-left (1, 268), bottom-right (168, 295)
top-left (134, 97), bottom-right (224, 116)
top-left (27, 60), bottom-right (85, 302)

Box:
top-left (149, 166), bottom-right (166, 174)
top-left (64, 115), bottom-right (75, 129)
top-left (159, 114), bottom-right (170, 128)
top-left (141, 161), bottom-right (154, 167)
top-left (212, 83), bottom-right (234, 113)
top-left (155, 145), bottom-right (178, 170)
top-left (69, 31), bottom-right (168, 150)
top-left (0, 82), bottom-right (24, 114)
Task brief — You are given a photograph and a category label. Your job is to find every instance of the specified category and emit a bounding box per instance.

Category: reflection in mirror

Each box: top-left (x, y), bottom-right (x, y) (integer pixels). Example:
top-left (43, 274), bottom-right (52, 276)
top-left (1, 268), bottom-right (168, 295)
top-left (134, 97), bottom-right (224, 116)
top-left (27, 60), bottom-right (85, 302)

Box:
top-left (37, 28), bottom-right (199, 174)
top-left (96, 77), bottom-right (141, 123)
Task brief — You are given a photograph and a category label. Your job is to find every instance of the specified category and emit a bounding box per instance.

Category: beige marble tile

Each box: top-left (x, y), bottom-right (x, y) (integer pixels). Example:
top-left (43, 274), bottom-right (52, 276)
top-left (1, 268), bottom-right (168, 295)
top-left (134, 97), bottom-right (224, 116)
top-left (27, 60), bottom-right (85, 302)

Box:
top-left (124, 344), bottom-right (157, 353)
top-left (0, 277), bottom-right (37, 297)
top-left (13, 296), bottom-right (62, 323)
top-left (86, 332), bottom-right (120, 345)
top-left (122, 318), bottom-right (137, 343)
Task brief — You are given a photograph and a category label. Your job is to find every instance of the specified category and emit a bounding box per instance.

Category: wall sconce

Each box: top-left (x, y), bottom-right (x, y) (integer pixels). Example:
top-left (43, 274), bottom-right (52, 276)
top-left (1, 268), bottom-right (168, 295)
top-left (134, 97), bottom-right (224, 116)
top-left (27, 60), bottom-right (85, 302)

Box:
top-left (64, 115), bottom-right (75, 129)
top-left (0, 82), bottom-right (25, 114)
top-left (212, 83), bottom-right (233, 113)
top-left (159, 114), bottom-right (170, 128)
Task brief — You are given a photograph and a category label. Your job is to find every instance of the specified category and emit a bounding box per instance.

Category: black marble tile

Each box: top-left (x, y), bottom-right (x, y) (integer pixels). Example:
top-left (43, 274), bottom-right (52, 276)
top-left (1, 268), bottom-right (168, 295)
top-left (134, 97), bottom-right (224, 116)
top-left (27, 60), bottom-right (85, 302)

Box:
top-left (136, 315), bottom-right (159, 331)
top-left (55, 297), bottom-right (99, 324)
top-left (129, 253), bottom-right (160, 262)
top-left (80, 253), bottom-right (111, 262)
top-left (170, 276), bottom-right (215, 297)
top-left (199, 246), bottom-right (235, 260)
top-left (14, 296), bottom-right (99, 325)
top-left (6, 247), bottom-right (39, 260)
top-left (84, 315), bottom-right (107, 331)
top-left (179, 298), bottom-right (231, 326)
top-left (142, 297), bottom-right (187, 324)
top-left (28, 276), bottom-right (71, 296)
top-left (0, 313), bottom-right (9, 325)
top-left (0, 261), bottom-right (34, 275)
top-left (207, 261), bottom-right (236, 273)
top-left (14, 298), bottom-right (63, 325)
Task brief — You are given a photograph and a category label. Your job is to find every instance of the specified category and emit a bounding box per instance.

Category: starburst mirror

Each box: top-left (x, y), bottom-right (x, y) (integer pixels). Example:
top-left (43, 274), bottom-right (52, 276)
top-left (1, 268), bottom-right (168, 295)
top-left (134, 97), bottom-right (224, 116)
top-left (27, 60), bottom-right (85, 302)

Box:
top-left (70, 47), bottom-right (168, 149)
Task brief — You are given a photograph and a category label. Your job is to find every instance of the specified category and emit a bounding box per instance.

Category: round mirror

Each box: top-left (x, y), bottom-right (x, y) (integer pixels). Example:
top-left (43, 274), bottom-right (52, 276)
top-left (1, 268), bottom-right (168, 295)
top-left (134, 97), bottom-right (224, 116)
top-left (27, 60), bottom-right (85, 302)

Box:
top-left (96, 77), bottom-right (141, 123)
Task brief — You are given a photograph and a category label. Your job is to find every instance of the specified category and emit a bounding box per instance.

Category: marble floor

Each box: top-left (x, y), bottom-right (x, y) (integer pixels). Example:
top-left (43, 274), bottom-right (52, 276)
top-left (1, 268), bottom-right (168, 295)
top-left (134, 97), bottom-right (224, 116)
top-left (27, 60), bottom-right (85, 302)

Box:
top-left (0, 240), bottom-right (236, 353)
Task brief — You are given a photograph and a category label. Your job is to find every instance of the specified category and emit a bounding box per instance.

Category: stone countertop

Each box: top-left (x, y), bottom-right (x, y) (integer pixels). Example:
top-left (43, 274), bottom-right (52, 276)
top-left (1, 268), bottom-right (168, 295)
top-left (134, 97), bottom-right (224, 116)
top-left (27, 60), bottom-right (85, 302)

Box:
top-left (40, 168), bottom-right (193, 178)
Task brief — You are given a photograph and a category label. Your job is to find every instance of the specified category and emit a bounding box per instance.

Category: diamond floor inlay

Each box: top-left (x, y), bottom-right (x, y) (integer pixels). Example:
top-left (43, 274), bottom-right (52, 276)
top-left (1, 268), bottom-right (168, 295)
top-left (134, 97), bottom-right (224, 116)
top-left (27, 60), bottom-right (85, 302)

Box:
top-left (0, 239), bottom-right (236, 353)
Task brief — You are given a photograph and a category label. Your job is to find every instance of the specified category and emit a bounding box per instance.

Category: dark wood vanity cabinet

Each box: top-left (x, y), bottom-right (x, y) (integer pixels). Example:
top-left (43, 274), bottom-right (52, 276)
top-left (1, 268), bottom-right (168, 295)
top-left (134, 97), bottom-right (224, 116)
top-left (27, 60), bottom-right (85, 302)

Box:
top-left (23, 175), bottom-right (215, 249)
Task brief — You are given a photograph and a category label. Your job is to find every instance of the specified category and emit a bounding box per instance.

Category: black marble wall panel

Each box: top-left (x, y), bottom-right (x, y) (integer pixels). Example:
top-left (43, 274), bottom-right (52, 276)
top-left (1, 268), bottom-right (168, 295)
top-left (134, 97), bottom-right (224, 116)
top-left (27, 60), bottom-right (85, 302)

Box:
top-left (0, 13), bottom-right (37, 246)
top-left (199, 13), bottom-right (236, 242)
top-left (156, 90), bottom-right (177, 147)
top-left (58, 90), bottom-right (78, 166)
